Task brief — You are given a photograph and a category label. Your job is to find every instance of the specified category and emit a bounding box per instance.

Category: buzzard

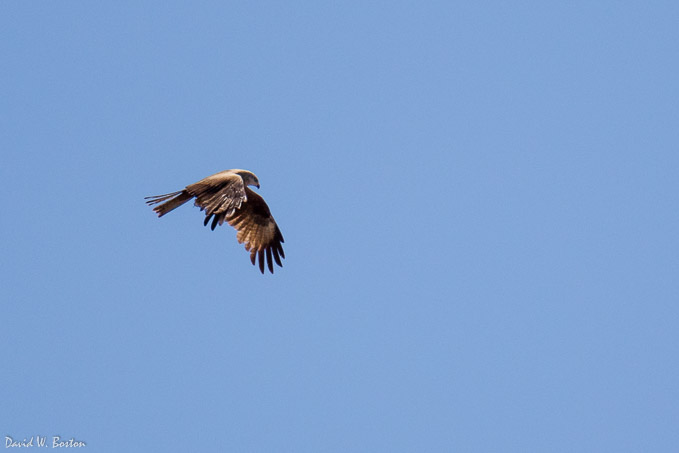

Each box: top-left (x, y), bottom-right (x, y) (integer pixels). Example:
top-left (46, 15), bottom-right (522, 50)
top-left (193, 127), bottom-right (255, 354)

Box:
top-left (145, 169), bottom-right (285, 274)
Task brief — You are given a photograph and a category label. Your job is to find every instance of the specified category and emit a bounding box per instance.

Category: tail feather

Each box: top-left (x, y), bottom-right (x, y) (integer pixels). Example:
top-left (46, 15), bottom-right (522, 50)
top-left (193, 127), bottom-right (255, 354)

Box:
top-left (145, 190), bottom-right (193, 217)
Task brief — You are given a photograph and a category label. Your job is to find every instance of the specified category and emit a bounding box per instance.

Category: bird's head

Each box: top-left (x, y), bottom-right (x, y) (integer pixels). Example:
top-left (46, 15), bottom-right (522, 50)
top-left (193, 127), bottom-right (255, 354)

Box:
top-left (236, 170), bottom-right (260, 189)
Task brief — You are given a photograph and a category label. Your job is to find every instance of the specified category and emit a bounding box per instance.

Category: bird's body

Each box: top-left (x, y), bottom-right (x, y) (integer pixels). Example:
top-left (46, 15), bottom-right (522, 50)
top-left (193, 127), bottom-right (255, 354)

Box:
top-left (145, 169), bottom-right (284, 273)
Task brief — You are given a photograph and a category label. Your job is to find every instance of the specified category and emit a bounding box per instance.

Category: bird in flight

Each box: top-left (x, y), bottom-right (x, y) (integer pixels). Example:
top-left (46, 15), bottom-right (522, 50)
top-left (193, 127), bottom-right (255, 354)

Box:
top-left (145, 169), bottom-right (285, 274)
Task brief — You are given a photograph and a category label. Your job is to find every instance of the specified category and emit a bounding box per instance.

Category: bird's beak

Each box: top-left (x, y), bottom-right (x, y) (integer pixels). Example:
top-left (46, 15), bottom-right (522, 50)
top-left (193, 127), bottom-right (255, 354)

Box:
top-left (256, 184), bottom-right (260, 189)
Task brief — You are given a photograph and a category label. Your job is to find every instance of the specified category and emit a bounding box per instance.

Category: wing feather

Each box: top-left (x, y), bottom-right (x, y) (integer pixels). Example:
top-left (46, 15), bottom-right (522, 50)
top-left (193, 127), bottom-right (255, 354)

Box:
top-left (227, 187), bottom-right (285, 274)
top-left (187, 172), bottom-right (246, 219)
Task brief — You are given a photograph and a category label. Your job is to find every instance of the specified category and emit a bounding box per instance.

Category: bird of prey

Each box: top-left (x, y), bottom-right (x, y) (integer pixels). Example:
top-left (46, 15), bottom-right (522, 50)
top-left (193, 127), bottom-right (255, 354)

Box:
top-left (145, 169), bottom-right (285, 274)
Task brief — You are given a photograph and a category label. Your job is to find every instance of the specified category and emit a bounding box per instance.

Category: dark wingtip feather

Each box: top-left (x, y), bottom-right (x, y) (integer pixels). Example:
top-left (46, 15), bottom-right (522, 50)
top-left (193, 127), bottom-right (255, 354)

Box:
top-left (266, 248), bottom-right (274, 273)
top-left (258, 250), bottom-right (265, 273)
top-left (272, 247), bottom-right (282, 267)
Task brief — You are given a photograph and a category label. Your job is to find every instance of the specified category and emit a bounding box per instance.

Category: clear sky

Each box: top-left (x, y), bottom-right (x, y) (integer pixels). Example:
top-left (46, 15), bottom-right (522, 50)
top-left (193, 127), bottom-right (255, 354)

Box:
top-left (2, 1), bottom-right (678, 452)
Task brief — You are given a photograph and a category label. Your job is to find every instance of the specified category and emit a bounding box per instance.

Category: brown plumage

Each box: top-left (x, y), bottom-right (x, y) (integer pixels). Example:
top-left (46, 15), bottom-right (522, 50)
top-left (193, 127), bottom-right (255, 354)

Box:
top-left (145, 169), bottom-right (285, 274)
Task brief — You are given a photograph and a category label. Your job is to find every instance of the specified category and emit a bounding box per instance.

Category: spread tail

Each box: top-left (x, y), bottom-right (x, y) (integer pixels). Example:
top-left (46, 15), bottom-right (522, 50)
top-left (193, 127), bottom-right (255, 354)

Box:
top-left (144, 190), bottom-right (193, 217)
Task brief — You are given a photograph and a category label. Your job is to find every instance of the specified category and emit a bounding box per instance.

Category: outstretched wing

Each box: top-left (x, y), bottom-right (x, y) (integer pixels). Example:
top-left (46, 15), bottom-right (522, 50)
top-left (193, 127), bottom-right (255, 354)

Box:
top-left (227, 187), bottom-right (285, 274)
top-left (186, 172), bottom-right (247, 229)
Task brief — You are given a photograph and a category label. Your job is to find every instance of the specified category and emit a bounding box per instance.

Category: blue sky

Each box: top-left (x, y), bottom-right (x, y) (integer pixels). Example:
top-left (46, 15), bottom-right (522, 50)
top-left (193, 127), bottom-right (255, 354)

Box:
top-left (2, 1), bottom-right (678, 451)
